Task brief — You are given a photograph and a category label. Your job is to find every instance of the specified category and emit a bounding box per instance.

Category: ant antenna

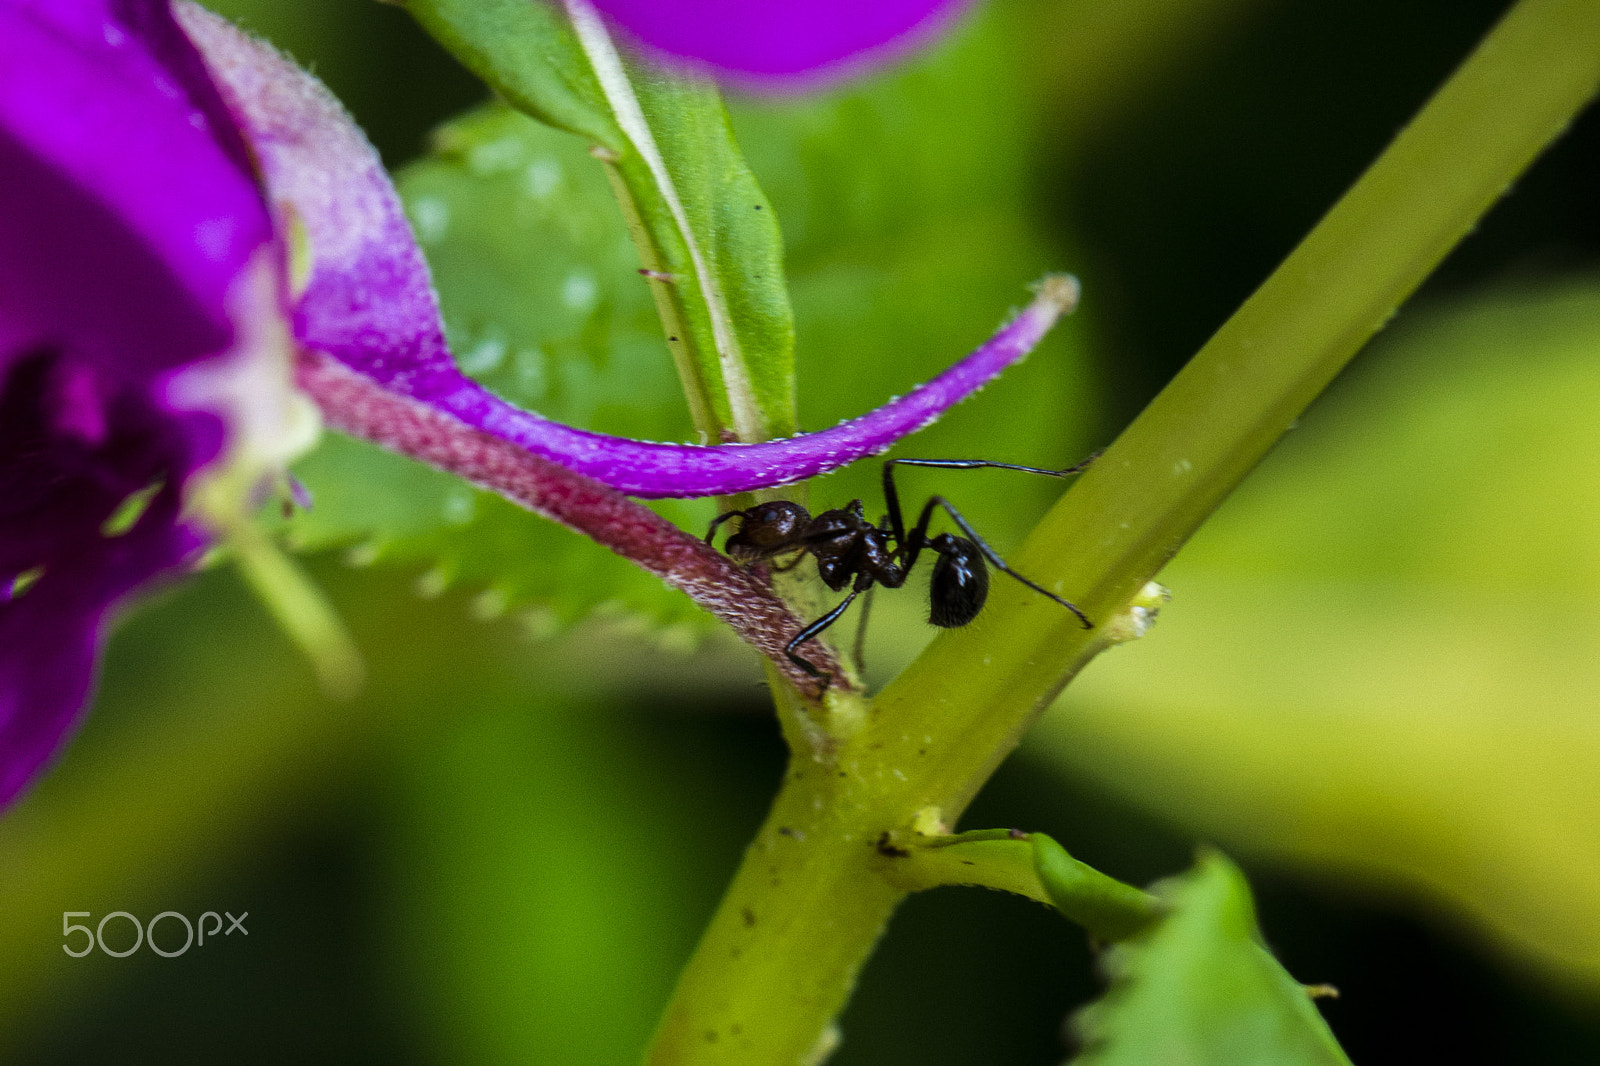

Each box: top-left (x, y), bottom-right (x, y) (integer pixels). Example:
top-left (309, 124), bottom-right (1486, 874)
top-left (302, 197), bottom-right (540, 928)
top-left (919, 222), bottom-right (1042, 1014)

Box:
top-left (880, 456), bottom-right (1096, 547)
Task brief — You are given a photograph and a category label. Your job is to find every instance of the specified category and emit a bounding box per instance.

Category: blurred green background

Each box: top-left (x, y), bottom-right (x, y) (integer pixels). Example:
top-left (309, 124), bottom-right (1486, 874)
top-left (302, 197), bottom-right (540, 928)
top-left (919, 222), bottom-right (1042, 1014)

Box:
top-left (5, 0), bottom-right (1600, 1060)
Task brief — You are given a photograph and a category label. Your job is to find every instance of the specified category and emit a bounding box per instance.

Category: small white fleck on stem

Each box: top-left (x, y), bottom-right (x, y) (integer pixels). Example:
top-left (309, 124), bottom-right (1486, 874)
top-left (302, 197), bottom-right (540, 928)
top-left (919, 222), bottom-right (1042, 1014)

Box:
top-left (1102, 580), bottom-right (1171, 645)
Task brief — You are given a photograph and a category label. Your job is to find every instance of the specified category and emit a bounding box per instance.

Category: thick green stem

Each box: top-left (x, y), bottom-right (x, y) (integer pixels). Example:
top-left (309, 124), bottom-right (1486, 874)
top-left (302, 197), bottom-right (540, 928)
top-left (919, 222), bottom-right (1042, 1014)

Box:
top-left (647, 0), bottom-right (1600, 1062)
top-left (645, 761), bottom-right (904, 1066)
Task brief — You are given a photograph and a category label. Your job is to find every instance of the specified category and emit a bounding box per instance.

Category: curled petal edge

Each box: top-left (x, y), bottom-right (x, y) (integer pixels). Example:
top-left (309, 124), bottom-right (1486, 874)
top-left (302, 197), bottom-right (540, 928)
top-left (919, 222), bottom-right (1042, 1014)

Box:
top-left (180, 2), bottom-right (1078, 501)
top-left (439, 274), bottom-right (1080, 499)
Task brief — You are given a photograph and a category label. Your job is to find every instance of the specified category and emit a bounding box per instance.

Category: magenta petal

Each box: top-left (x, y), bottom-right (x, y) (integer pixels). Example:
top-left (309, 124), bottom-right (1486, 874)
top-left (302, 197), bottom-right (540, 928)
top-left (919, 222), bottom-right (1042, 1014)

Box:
top-left (0, 0), bottom-right (270, 352)
top-left (0, 490), bottom-right (198, 808)
top-left (174, 2), bottom-right (464, 401)
top-left (1, 0), bottom-right (277, 808)
top-left (585, 0), bottom-right (976, 90)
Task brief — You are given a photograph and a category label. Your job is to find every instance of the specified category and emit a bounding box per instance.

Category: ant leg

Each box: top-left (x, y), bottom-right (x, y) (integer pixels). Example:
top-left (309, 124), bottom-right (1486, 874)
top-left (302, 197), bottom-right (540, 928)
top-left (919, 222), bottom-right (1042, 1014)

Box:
top-left (785, 589), bottom-right (861, 679)
top-left (881, 463), bottom-right (911, 545)
top-left (919, 495), bottom-right (1092, 629)
top-left (852, 510), bottom-right (890, 669)
top-left (704, 508), bottom-right (749, 545)
top-left (881, 454), bottom-right (1099, 542)
top-left (852, 584), bottom-right (876, 673)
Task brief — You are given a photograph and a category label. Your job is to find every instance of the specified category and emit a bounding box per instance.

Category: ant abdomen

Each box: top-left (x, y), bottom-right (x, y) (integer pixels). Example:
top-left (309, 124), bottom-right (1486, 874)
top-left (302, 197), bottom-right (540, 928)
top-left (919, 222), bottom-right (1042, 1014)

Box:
top-left (927, 534), bottom-right (988, 627)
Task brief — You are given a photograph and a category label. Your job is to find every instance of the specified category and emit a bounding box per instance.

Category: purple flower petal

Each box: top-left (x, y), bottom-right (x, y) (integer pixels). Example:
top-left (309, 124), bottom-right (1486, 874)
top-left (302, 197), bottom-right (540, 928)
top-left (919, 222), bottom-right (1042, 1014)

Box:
top-left (0, 0), bottom-right (276, 806)
top-left (0, 342), bottom-right (210, 809)
top-left (0, 1), bottom-right (270, 352)
top-left (181, 3), bottom-right (1076, 500)
top-left (173, 2), bottom-right (464, 402)
top-left (581, 0), bottom-right (976, 91)
top-left (0, 469), bottom-right (199, 808)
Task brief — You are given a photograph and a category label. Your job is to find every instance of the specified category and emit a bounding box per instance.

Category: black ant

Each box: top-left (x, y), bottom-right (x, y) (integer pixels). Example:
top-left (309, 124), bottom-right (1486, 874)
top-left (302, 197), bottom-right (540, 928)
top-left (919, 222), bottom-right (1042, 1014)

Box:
top-left (705, 457), bottom-right (1095, 681)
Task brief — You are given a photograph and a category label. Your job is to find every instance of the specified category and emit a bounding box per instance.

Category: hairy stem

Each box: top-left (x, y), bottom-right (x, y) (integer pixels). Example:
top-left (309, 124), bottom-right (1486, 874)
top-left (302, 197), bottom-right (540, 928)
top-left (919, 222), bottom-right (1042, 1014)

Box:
top-left (295, 350), bottom-right (848, 697)
top-left (647, 0), bottom-right (1600, 1060)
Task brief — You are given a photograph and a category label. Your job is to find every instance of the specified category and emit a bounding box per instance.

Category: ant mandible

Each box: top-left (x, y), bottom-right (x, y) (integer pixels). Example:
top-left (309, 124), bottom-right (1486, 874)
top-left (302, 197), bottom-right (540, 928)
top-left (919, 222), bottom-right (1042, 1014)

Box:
top-left (705, 457), bottom-right (1095, 681)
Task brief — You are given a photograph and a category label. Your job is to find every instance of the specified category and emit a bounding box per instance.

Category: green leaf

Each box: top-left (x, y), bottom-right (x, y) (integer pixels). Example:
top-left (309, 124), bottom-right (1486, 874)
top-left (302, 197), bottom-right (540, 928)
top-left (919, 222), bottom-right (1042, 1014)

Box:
top-left (881, 829), bottom-right (1161, 943)
top-left (1070, 851), bottom-right (1351, 1066)
top-left (279, 106), bottom-right (716, 632)
top-left (400, 0), bottom-right (621, 148)
top-left (396, 106), bottom-right (682, 432)
top-left (1032, 834), bottom-right (1163, 942)
top-left (402, 0), bottom-right (796, 443)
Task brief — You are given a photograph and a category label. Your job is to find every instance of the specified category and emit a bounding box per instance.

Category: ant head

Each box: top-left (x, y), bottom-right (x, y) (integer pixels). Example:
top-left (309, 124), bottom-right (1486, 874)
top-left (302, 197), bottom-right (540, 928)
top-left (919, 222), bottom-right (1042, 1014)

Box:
top-left (927, 534), bottom-right (989, 628)
top-left (726, 500), bottom-right (809, 561)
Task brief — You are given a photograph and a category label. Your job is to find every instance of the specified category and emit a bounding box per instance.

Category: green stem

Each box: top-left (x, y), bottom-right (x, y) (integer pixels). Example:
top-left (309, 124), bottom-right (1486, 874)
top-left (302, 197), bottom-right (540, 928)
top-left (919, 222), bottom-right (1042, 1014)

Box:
top-left (647, 0), bottom-right (1600, 1062)
top-left (225, 519), bottom-right (364, 698)
top-left (645, 760), bottom-right (905, 1066)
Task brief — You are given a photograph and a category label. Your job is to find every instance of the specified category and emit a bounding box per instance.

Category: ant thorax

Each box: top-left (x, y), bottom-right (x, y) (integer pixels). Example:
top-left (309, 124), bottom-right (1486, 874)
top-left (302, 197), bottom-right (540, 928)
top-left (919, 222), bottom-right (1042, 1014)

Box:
top-left (800, 503), bottom-right (887, 592)
top-left (813, 522), bottom-right (899, 592)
